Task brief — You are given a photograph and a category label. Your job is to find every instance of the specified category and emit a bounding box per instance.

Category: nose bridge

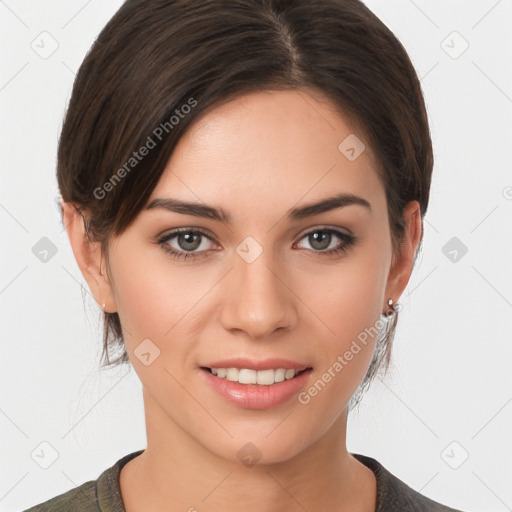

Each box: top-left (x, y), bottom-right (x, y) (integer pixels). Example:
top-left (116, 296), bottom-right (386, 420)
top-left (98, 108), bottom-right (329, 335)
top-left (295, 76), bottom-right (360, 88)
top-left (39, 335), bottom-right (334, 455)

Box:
top-left (220, 238), bottom-right (295, 338)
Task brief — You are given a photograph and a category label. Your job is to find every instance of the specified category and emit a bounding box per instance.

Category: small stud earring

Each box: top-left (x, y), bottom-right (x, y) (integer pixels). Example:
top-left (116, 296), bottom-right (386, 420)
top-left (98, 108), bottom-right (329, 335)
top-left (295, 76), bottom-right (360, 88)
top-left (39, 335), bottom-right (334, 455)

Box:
top-left (383, 298), bottom-right (398, 317)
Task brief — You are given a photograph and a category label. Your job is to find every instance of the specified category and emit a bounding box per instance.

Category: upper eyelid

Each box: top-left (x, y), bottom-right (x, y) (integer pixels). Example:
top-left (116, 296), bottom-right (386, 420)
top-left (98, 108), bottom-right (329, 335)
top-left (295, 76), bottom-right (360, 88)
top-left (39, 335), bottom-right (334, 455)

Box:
top-left (296, 225), bottom-right (353, 239)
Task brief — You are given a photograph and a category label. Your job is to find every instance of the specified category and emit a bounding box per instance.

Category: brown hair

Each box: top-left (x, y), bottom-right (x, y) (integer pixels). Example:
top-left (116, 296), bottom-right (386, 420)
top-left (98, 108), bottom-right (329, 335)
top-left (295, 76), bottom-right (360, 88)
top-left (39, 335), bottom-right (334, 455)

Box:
top-left (57, 0), bottom-right (433, 405)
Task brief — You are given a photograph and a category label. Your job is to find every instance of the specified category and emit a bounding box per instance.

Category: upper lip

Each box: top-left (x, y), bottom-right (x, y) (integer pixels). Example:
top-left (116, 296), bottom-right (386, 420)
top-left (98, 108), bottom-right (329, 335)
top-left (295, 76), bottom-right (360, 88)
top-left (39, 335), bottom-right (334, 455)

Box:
top-left (201, 358), bottom-right (312, 372)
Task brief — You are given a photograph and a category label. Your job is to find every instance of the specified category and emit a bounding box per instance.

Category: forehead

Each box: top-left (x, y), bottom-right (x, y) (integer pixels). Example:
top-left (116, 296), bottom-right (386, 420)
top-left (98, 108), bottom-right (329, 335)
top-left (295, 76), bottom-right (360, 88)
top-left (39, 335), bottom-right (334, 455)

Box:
top-left (150, 88), bottom-right (385, 218)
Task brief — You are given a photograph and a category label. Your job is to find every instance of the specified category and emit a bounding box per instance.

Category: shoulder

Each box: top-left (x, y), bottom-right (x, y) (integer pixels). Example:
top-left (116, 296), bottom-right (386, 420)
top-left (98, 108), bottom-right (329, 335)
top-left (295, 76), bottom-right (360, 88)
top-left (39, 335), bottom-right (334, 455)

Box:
top-left (352, 453), bottom-right (465, 512)
top-left (22, 449), bottom-right (145, 512)
top-left (22, 480), bottom-right (99, 512)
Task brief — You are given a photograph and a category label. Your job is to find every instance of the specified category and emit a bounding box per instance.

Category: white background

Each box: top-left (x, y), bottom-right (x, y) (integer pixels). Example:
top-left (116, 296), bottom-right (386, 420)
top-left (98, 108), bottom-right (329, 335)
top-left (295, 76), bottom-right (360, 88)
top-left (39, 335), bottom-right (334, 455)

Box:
top-left (1, 1), bottom-right (511, 511)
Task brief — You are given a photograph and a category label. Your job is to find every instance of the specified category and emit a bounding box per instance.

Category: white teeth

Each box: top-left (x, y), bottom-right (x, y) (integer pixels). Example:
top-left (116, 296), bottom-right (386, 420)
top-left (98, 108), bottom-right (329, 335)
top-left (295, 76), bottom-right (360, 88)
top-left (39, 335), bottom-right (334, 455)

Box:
top-left (274, 368), bottom-right (286, 383)
top-left (256, 369), bottom-right (275, 385)
top-left (226, 368), bottom-right (239, 382)
top-left (209, 367), bottom-right (301, 385)
top-left (239, 369), bottom-right (257, 384)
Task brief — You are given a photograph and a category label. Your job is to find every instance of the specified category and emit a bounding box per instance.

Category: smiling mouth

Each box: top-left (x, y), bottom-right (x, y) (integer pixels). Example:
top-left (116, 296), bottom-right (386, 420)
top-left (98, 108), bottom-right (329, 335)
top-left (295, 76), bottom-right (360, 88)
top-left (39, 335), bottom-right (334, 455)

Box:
top-left (200, 366), bottom-right (312, 386)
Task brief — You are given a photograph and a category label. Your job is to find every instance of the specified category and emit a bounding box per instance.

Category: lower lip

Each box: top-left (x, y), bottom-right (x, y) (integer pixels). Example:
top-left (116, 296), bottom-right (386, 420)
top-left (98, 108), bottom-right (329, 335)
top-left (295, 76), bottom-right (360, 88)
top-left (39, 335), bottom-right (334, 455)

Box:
top-left (200, 368), bottom-right (313, 410)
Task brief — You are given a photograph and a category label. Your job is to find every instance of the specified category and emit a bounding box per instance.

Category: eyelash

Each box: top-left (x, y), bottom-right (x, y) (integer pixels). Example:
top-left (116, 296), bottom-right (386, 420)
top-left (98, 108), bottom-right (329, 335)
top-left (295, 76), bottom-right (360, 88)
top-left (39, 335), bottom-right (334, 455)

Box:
top-left (157, 227), bottom-right (356, 262)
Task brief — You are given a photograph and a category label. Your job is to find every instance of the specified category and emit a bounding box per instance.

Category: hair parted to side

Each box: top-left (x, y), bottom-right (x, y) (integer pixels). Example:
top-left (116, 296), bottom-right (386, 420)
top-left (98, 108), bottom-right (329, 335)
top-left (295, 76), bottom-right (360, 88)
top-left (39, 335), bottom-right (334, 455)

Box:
top-left (57, 0), bottom-right (433, 405)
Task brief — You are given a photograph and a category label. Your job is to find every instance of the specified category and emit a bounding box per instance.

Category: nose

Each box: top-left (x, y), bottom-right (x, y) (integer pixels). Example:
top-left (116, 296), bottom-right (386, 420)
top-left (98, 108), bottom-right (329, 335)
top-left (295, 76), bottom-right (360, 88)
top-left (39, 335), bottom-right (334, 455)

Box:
top-left (218, 248), bottom-right (297, 339)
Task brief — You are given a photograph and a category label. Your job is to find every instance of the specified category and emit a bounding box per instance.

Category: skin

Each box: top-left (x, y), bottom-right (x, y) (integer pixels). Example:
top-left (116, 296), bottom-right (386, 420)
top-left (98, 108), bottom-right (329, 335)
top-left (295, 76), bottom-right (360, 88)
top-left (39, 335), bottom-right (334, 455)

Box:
top-left (63, 88), bottom-right (422, 512)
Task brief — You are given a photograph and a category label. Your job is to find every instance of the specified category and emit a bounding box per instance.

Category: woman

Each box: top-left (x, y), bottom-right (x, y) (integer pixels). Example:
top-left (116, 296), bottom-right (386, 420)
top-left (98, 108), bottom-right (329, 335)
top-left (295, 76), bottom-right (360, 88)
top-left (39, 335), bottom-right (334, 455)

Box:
top-left (25, 0), bottom-right (466, 510)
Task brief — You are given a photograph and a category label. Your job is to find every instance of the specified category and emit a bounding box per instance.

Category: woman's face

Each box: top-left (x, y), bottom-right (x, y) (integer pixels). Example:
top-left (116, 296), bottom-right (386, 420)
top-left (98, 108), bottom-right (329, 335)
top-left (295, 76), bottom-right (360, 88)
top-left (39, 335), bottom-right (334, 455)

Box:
top-left (80, 88), bottom-right (418, 464)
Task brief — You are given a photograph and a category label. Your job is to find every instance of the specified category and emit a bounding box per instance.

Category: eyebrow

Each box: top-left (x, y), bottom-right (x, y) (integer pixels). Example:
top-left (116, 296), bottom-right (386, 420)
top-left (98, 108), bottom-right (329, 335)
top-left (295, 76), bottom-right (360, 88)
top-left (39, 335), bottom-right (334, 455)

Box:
top-left (144, 192), bottom-right (371, 224)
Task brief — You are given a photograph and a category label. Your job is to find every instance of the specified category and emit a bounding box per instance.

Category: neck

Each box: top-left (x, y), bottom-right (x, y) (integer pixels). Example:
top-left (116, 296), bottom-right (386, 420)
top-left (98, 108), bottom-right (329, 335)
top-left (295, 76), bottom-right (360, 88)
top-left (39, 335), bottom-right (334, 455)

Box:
top-left (120, 386), bottom-right (376, 512)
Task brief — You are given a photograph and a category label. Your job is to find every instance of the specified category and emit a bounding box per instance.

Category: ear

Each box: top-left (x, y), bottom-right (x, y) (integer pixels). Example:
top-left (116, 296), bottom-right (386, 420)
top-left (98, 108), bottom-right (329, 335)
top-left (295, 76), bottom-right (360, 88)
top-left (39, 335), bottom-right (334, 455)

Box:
top-left (61, 201), bottom-right (116, 312)
top-left (384, 200), bottom-right (423, 306)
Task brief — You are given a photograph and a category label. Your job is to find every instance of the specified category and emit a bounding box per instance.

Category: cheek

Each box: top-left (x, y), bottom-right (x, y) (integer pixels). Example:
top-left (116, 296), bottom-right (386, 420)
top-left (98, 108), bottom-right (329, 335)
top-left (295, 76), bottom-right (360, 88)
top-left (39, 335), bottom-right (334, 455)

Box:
top-left (294, 277), bottom-right (385, 436)
top-left (108, 244), bottom-right (216, 366)
top-left (107, 243), bottom-right (182, 344)
top-left (294, 233), bottom-right (391, 409)
top-left (304, 232), bottom-right (391, 342)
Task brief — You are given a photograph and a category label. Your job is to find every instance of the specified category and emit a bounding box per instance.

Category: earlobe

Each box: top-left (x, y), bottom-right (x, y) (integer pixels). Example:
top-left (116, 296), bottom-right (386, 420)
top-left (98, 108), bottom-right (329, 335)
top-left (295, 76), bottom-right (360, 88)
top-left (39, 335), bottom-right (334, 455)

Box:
top-left (61, 201), bottom-right (116, 312)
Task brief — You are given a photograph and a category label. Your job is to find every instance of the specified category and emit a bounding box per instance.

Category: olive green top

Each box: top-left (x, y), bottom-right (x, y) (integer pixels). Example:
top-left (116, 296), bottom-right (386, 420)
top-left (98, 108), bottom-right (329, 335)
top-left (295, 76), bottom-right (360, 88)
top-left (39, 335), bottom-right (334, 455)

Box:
top-left (23, 449), bottom-right (464, 511)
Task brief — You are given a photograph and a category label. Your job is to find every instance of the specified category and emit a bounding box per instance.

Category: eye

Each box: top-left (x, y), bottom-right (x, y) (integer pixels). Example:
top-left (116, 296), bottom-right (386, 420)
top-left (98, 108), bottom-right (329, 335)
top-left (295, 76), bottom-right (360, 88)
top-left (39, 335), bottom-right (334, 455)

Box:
top-left (294, 228), bottom-right (356, 257)
top-left (157, 228), bottom-right (217, 261)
